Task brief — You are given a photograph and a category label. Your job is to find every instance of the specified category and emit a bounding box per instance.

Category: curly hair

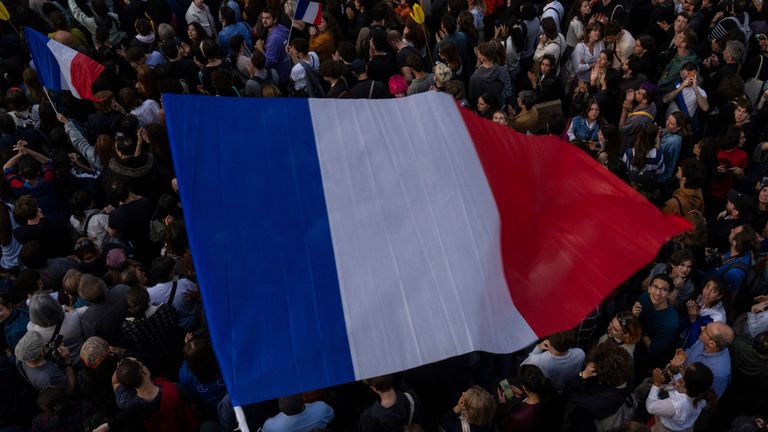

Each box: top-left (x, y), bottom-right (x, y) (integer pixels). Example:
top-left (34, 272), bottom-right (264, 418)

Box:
top-left (588, 340), bottom-right (632, 387)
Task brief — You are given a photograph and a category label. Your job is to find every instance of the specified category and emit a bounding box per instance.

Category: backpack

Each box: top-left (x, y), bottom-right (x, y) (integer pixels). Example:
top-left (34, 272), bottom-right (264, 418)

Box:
top-left (722, 14), bottom-right (752, 44)
top-left (299, 61), bottom-right (326, 98)
top-left (723, 260), bottom-right (764, 314)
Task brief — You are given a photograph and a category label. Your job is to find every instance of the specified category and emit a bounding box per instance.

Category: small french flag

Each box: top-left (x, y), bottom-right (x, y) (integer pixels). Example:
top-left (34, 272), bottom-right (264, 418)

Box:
top-left (24, 27), bottom-right (104, 101)
top-left (295, 0), bottom-right (322, 25)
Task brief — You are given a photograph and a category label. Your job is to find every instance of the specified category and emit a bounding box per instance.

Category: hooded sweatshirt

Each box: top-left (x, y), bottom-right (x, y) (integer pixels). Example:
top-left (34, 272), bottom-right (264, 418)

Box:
top-left (468, 65), bottom-right (507, 105)
top-left (661, 187), bottom-right (704, 216)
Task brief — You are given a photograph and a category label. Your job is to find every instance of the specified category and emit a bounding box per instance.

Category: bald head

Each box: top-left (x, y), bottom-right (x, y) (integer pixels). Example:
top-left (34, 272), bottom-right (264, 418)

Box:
top-left (708, 322), bottom-right (734, 351)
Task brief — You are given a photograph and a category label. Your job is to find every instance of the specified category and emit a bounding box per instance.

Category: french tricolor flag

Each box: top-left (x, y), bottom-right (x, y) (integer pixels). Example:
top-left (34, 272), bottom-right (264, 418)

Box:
top-left (295, 0), bottom-right (322, 25)
top-left (24, 27), bottom-right (104, 101)
top-left (163, 92), bottom-right (688, 409)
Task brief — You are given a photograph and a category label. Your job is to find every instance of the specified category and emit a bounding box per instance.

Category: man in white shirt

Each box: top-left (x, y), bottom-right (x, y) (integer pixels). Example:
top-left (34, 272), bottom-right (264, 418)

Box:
top-left (663, 62), bottom-right (709, 118)
top-left (604, 20), bottom-right (635, 69)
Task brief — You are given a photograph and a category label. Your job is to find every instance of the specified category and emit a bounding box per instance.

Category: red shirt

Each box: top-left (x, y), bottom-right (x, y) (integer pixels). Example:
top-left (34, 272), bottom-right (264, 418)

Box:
top-left (710, 148), bottom-right (748, 199)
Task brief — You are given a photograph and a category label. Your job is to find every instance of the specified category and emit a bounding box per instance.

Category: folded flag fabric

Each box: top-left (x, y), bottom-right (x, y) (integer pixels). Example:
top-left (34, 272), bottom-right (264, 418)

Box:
top-left (294, 0), bottom-right (322, 25)
top-left (24, 27), bottom-right (104, 101)
top-left (0, 1), bottom-right (10, 21)
top-left (162, 92), bottom-right (689, 407)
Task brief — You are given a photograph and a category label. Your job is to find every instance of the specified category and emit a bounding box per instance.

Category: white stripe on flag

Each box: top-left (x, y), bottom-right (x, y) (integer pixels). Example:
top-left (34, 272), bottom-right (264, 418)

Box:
top-left (308, 93), bottom-right (538, 380)
top-left (303, 2), bottom-right (319, 22)
top-left (46, 39), bottom-right (80, 98)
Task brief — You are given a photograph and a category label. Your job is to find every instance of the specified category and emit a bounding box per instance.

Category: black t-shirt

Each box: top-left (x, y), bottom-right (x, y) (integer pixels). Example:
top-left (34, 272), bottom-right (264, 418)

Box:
top-left (358, 391), bottom-right (423, 432)
top-left (109, 197), bottom-right (155, 264)
top-left (367, 52), bottom-right (398, 84)
top-left (327, 77), bottom-right (350, 98)
top-left (396, 46), bottom-right (421, 69)
top-left (155, 59), bottom-right (203, 94)
top-left (13, 218), bottom-right (74, 259)
top-left (346, 79), bottom-right (389, 99)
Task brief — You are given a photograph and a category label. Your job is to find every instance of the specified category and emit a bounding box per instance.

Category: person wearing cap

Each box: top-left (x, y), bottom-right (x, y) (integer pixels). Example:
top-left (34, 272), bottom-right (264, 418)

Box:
top-left (79, 336), bottom-right (124, 415)
top-left (708, 189), bottom-right (754, 252)
top-left (14, 330), bottom-right (76, 394)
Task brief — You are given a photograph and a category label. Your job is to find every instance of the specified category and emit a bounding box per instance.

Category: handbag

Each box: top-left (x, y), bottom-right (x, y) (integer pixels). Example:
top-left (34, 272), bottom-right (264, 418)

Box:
top-left (745, 54), bottom-right (766, 105)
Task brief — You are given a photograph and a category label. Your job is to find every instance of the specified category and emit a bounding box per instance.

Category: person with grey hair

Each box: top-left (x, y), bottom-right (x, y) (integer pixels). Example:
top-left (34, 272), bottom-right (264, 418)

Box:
top-left (510, 90), bottom-right (539, 133)
top-left (78, 274), bottom-right (131, 346)
top-left (27, 293), bottom-right (84, 366)
top-left (703, 39), bottom-right (744, 90)
top-left (15, 330), bottom-right (76, 394)
top-left (156, 23), bottom-right (176, 43)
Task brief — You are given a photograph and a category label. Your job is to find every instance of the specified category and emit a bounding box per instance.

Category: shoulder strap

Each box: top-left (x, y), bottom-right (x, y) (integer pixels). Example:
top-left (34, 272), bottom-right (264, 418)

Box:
top-left (82, 211), bottom-right (98, 235)
top-left (757, 55), bottom-right (765, 80)
top-left (404, 392), bottom-right (415, 424)
top-left (544, 5), bottom-right (561, 23)
top-left (673, 196), bottom-right (684, 216)
top-left (609, 3), bottom-right (623, 22)
top-left (50, 319), bottom-right (64, 344)
top-left (628, 110), bottom-right (655, 121)
top-left (167, 279), bottom-right (179, 305)
top-left (368, 81), bottom-right (375, 98)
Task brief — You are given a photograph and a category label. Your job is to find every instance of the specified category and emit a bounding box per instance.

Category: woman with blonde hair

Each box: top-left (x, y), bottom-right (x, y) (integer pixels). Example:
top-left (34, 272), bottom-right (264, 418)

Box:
top-left (440, 386), bottom-right (496, 432)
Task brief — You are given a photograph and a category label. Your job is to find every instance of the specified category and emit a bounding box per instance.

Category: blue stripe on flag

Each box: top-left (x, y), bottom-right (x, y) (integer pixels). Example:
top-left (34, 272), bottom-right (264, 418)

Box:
top-left (295, 0), bottom-right (312, 21)
top-left (163, 95), bottom-right (355, 405)
top-left (24, 27), bottom-right (63, 91)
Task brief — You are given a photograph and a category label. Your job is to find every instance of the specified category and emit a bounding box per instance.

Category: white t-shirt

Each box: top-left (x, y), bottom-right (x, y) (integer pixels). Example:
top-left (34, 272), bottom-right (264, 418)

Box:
top-left (666, 84), bottom-right (707, 117)
top-left (290, 52), bottom-right (320, 91)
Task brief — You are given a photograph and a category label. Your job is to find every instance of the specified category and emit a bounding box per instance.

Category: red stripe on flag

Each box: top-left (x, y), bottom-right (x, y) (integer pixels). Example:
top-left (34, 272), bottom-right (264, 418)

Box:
top-left (69, 52), bottom-right (105, 102)
top-left (458, 107), bottom-right (690, 337)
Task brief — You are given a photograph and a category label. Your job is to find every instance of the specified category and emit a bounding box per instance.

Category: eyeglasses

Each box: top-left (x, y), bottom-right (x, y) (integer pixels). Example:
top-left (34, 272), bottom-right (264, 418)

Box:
top-left (650, 284), bottom-right (670, 293)
top-left (701, 326), bottom-right (722, 348)
top-left (617, 312), bottom-right (633, 329)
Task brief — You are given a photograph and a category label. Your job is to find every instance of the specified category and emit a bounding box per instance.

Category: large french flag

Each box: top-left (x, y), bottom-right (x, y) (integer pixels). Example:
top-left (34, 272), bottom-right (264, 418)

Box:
top-left (163, 92), bottom-right (688, 408)
top-left (24, 27), bottom-right (104, 101)
top-left (295, 0), bottom-right (322, 25)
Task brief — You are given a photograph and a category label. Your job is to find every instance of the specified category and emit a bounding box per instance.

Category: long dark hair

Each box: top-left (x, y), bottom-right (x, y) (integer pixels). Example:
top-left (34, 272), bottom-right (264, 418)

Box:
top-left (631, 123), bottom-right (660, 169)
top-left (684, 362), bottom-right (717, 410)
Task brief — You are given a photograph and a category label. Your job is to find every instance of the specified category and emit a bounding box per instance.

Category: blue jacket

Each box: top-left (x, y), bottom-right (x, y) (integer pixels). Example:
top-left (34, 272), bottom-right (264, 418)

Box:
top-left (265, 24), bottom-right (292, 82)
top-left (658, 131), bottom-right (682, 183)
top-left (571, 116), bottom-right (599, 142)
top-left (218, 21), bottom-right (252, 53)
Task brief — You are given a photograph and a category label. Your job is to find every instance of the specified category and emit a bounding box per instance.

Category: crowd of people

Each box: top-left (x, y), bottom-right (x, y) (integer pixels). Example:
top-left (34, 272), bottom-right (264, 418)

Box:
top-left (1, 0), bottom-right (768, 428)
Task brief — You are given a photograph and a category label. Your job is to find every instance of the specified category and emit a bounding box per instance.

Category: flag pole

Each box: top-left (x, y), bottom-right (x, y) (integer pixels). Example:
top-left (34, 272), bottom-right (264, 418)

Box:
top-left (234, 406), bottom-right (250, 432)
top-left (285, 0), bottom-right (300, 46)
top-left (42, 87), bottom-right (59, 115)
